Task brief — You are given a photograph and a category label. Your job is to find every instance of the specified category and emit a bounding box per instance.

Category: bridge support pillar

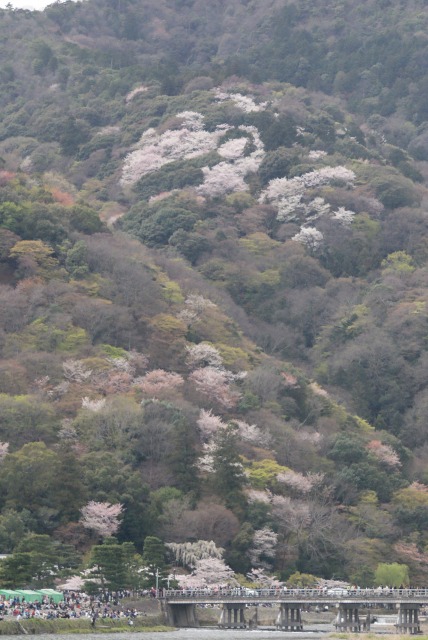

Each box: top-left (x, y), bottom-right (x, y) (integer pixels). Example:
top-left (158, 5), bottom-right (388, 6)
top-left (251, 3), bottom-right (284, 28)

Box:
top-left (361, 612), bottom-right (371, 632)
top-left (276, 603), bottom-right (303, 631)
top-left (165, 603), bottom-right (198, 627)
top-left (396, 604), bottom-right (421, 634)
top-left (218, 603), bottom-right (246, 629)
top-left (335, 604), bottom-right (361, 632)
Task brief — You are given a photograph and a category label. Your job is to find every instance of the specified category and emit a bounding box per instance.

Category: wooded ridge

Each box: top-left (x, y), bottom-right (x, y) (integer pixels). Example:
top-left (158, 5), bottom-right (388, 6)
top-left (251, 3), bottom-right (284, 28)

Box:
top-left (0, 0), bottom-right (427, 590)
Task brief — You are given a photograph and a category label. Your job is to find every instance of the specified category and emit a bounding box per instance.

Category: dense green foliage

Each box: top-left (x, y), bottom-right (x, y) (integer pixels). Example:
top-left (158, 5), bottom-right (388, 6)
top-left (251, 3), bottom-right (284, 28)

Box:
top-left (0, 0), bottom-right (427, 589)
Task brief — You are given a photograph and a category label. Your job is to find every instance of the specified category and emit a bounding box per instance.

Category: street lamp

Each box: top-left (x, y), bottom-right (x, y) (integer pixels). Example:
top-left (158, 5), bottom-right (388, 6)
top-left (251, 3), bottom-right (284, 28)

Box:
top-left (155, 567), bottom-right (160, 597)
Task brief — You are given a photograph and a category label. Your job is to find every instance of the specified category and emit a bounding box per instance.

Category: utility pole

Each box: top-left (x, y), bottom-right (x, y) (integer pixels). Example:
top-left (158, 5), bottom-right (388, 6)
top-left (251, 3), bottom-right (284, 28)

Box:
top-left (155, 567), bottom-right (160, 597)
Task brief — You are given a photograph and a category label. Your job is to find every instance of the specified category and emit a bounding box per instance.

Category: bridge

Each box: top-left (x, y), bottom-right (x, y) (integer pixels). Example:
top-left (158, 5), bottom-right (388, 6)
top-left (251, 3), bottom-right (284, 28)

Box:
top-left (161, 588), bottom-right (428, 633)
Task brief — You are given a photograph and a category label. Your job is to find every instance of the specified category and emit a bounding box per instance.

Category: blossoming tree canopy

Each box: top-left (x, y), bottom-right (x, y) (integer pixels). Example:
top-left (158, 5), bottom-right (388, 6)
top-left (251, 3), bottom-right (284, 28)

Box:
top-left (80, 501), bottom-right (123, 538)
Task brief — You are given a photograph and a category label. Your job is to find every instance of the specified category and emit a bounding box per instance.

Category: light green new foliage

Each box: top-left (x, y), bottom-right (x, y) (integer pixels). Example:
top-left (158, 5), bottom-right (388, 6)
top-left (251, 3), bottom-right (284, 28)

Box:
top-left (381, 251), bottom-right (415, 275)
top-left (374, 562), bottom-right (410, 588)
top-left (247, 459), bottom-right (289, 490)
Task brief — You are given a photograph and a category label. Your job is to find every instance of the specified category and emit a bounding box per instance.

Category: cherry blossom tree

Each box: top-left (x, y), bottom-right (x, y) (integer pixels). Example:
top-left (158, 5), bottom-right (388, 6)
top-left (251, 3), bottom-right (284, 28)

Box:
top-left (175, 557), bottom-right (236, 588)
top-left (189, 367), bottom-right (241, 409)
top-left (173, 573), bottom-right (206, 589)
top-left (197, 409), bottom-right (226, 440)
top-left (47, 381), bottom-right (70, 399)
top-left (276, 470), bottom-right (325, 494)
top-left (197, 126), bottom-right (264, 198)
top-left (408, 482), bottom-right (428, 492)
top-left (62, 359), bottom-right (92, 383)
top-left (135, 369), bottom-right (184, 396)
top-left (34, 376), bottom-right (50, 393)
top-left (80, 501), bottom-right (123, 538)
top-left (259, 165), bottom-right (356, 222)
top-left (128, 350), bottom-right (149, 372)
top-left (195, 557), bottom-right (236, 586)
top-left (308, 150), bottom-right (327, 160)
top-left (234, 420), bottom-right (271, 447)
top-left (214, 89), bottom-right (268, 113)
top-left (197, 442), bottom-right (218, 473)
top-left (308, 381), bottom-right (329, 398)
top-left (121, 101), bottom-right (265, 199)
top-left (305, 197), bottom-right (331, 224)
top-left (186, 343), bottom-right (223, 369)
top-left (121, 112), bottom-right (229, 186)
top-left (196, 162), bottom-right (248, 197)
top-left (58, 575), bottom-right (85, 590)
top-left (246, 488), bottom-right (272, 504)
top-left (96, 371), bottom-right (134, 395)
top-left (81, 397), bottom-right (106, 412)
top-left (217, 137), bottom-right (249, 160)
top-left (367, 440), bottom-right (401, 468)
top-left (291, 227), bottom-right (324, 251)
top-left (178, 294), bottom-right (216, 327)
top-left (185, 294), bottom-right (216, 313)
top-left (125, 85), bottom-right (148, 103)
top-left (58, 418), bottom-right (74, 435)
top-left (281, 372), bottom-right (299, 388)
top-left (248, 527), bottom-right (278, 569)
top-left (394, 542), bottom-right (428, 566)
top-left (194, 558), bottom-right (235, 586)
top-left (332, 206), bottom-right (355, 225)
top-left (106, 356), bottom-right (136, 376)
top-left (247, 568), bottom-right (283, 588)
top-left (0, 442), bottom-right (9, 461)
top-left (295, 430), bottom-right (323, 445)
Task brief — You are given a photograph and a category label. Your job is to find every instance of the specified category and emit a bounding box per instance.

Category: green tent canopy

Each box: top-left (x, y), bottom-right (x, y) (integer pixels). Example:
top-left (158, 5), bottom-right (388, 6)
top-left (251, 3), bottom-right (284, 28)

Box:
top-left (14, 590), bottom-right (44, 603)
top-left (0, 589), bottom-right (64, 603)
top-left (0, 589), bottom-right (21, 600)
top-left (39, 589), bottom-right (64, 603)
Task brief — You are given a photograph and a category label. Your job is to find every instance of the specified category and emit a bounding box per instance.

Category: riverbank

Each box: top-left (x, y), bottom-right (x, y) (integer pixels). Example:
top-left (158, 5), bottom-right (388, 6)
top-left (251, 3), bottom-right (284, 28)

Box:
top-left (331, 636), bottom-right (428, 640)
top-left (0, 617), bottom-right (174, 635)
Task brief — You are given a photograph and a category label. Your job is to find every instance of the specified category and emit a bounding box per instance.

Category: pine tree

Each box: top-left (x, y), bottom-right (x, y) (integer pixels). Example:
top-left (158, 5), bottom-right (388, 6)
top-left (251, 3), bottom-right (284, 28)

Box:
top-left (168, 416), bottom-right (199, 495)
top-left (212, 423), bottom-right (246, 512)
top-left (87, 537), bottom-right (127, 593)
top-left (142, 536), bottom-right (167, 588)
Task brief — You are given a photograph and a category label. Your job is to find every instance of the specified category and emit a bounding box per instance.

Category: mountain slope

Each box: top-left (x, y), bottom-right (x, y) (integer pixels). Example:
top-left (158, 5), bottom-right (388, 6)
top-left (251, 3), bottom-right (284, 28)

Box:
top-left (0, 0), bottom-right (427, 588)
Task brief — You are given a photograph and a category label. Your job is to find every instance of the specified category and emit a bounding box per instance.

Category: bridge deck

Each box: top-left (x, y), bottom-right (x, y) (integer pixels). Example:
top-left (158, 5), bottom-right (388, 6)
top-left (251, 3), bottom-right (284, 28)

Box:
top-left (163, 588), bottom-right (428, 607)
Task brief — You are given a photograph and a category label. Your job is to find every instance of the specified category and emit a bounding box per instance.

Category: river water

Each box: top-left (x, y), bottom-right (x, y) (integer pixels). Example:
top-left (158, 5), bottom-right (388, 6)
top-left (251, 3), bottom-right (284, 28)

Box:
top-left (0, 628), bottom-right (332, 640)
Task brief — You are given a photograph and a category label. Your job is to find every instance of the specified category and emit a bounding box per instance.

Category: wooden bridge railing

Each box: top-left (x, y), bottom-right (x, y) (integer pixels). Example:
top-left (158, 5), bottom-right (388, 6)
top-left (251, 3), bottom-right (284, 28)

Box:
top-left (163, 587), bottom-right (428, 601)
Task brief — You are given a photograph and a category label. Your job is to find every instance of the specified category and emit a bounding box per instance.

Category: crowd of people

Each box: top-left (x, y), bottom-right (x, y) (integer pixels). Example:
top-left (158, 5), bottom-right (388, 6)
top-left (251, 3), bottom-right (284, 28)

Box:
top-left (0, 590), bottom-right (140, 624)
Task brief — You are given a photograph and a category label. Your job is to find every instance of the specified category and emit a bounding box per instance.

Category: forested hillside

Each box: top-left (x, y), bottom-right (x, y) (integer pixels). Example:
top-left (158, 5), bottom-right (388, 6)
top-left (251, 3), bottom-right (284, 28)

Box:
top-left (0, 0), bottom-right (427, 590)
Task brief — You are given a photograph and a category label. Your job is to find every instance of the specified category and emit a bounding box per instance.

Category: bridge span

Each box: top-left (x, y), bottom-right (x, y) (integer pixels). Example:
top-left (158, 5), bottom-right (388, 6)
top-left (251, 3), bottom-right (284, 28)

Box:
top-left (162, 588), bottom-right (428, 633)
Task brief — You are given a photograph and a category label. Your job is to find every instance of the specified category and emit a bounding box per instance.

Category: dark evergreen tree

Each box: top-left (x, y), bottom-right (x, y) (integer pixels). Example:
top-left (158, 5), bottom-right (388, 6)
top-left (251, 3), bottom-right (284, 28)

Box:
top-left (226, 522), bottom-right (254, 574)
top-left (87, 537), bottom-right (127, 593)
top-left (168, 416), bottom-right (199, 495)
top-left (211, 423), bottom-right (246, 512)
top-left (141, 535), bottom-right (167, 589)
